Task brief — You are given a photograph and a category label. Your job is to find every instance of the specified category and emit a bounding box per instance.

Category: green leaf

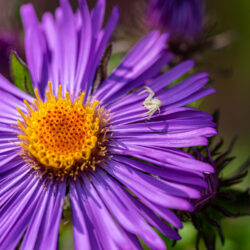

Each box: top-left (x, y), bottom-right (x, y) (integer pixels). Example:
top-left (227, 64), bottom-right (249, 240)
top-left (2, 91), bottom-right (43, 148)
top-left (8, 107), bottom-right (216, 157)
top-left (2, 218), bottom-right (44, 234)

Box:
top-left (107, 52), bottom-right (126, 75)
top-left (10, 51), bottom-right (35, 96)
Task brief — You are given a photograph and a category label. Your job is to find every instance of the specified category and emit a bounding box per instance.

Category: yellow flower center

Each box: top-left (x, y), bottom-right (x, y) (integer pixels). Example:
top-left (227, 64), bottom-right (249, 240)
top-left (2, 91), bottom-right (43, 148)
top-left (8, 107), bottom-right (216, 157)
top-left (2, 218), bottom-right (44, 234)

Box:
top-left (17, 82), bottom-right (107, 180)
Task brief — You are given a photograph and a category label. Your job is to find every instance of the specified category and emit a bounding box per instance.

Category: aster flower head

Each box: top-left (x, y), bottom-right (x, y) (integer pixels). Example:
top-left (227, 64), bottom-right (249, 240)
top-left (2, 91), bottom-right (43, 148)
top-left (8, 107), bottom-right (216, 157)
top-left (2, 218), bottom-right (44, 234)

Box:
top-left (146, 0), bottom-right (204, 43)
top-left (0, 0), bottom-right (217, 249)
top-left (183, 134), bottom-right (250, 250)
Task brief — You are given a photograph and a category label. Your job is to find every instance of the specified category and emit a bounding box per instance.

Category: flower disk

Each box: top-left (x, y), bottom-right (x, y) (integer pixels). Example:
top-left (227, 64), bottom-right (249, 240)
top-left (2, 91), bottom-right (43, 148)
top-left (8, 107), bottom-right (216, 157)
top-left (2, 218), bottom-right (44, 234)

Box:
top-left (17, 82), bottom-right (106, 180)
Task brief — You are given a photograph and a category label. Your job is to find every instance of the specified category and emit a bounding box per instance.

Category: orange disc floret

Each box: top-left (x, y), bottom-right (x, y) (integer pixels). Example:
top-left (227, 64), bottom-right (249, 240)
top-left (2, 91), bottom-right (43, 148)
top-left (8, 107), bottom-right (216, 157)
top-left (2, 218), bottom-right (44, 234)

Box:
top-left (16, 82), bottom-right (104, 179)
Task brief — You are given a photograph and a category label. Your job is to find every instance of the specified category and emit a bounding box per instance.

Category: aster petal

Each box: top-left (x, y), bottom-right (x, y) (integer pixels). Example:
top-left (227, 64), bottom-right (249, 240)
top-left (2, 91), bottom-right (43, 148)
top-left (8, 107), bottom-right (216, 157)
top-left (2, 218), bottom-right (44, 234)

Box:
top-left (0, 89), bottom-right (27, 110)
top-left (25, 27), bottom-right (49, 97)
top-left (0, 153), bottom-right (21, 173)
top-left (166, 88), bottom-right (216, 110)
top-left (91, 170), bottom-right (173, 244)
top-left (0, 117), bottom-right (17, 125)
top-left (112, 124), bottom-right (216, 140)
top-left (113, 155), bottom-right (207, 188)
top-left (111, 143), bottom-right (214, 173)
top-left (0, 165), bottom-right (30, 205)
top-left (109, 52), bottom-right (172, 100)
top-left (151, 107), bottom-right (214, 123)
top-left (134, 193), bottom-right (182, 229)
top-left (84, 5), bottom-right (120, 95)
top-left (0, 145), bottom-right (20, 155)
top-left (122, 231), bottom-right (143, 250)
top-left (0, 174), bottom-right (40, 248)
top-left (110, 158), bottom-right (201, 199)
top-left (0, 134), bottom-right (18, 144)
top-left (94, 31), bottom-right (168, 103)
top-left (110, 102), bottom-right (215, 130)
top-left (130, 195), bottom-right (181, 241)
top-left (34, 181), bottom-right (66, 249)
top-left (0, 171), bottom-right (34, 216)
top-left (108, 77), bottom-right (215, 126)
top-left (109, 60), bottom-right (194, 112)
top-left (150, 60), bottom-right (195, 91)
top-left (84, 179), bottom-right (134, 249)
top-left (90, 0), bottom-right (105, 36)
top-left (21, 5), bottom-right (49, 96)
top-left (42, 12), bottom-right (60, 92)
top-left (74, 0), bottom-right (92, 94)
top-left (77, 176), bottom-right (133, 249)
top-left (0, 173), bottom-right (65, 250)
top-left (158, 77), bottom-right (211, 107)
top-left (71, 178), bottom-right (142, 250)
top-left (0, 104), bottom-right (19, 121)
top-left (114, 127), bottom-right (216, 148)
top-left (111, 118), bottom-right (215, 136)
top-left (104, 51), bottom-right (173, 107)
top-left (20, 184), bottom-right (50, 250)
top-left (70, 181), bottom-right (93, 250)
top-left (0, 75), bottom-right (34, 103)
top-left (73, 178), bottom-right (109, 249)
top-left (56, 0), bottom-right (77, 93)
top-left (104, 160), bottom-right (194, 211)
top-left (157, 73), bottom-right (209, 102)
top-left (20, 3), bottom-right (39, 32)
top-left (98, 33), bottom-right (169, 104)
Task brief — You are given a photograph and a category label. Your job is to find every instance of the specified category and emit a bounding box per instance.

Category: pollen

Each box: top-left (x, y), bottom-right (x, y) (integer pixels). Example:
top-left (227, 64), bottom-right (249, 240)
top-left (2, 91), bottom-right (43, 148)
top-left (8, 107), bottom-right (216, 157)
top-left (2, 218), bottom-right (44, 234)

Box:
top-left (17, 82), bottom-right (109, 180)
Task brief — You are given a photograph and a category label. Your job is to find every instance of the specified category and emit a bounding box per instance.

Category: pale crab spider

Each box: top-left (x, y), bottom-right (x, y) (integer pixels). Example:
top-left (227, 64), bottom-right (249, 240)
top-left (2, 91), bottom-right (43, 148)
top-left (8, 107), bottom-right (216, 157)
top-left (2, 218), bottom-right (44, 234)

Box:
top-left (139, 86), bottom-right (162, 118)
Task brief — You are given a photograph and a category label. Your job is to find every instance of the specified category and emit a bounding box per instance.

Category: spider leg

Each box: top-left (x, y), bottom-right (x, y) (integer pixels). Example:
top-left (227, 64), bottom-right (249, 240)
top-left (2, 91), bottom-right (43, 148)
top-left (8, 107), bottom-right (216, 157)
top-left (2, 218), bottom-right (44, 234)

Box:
top-left (138, 87), bottom-right (155, 99)
top-left (138, 89), bottom-right (148, 95)
top-left (147, 109), bottom-right (157, 119)
top-left (141, 111), bottom-right (151, 117)
top-left (143, 108), bottom-right (156, 118)
top-left (141, 107), bottom-right (154, 116)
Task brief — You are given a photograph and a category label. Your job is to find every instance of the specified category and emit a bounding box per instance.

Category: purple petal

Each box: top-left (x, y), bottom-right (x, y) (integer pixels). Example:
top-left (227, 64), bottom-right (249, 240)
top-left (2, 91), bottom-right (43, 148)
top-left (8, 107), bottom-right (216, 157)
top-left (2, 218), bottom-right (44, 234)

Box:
top-left (91, 170), bottom-right (169, 245)
top-left (104, 160), bottom-right (194, 211)
top-left (34, 181), bottom-right (66, 249)
top-left (85, 6), bottom-right (120, 96)
top-left (0, 75), bottom-right (34, 103)
top-left (56, 0), bottom-right (77, 93)
top-left (70, 181), bottom-right (93, 250)
top-left (20, 183), bottom-right (50, 249)
top-left (20, 4), bottom-right (39, 32)
top-left (111, 143), bottom-right (214, 173)
top-left (74, 0), bottom-right (92, 94)
top-left (113, 155), bottom-right (207, 188)
top-left (0, 175), bottom-right (41, 247)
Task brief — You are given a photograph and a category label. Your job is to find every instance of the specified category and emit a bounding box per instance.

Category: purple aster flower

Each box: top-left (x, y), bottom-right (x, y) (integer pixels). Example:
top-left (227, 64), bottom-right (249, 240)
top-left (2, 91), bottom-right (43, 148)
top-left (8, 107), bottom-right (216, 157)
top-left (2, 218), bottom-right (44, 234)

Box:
top-left (146, 0), bottom-right (204, 43)
top-left (185, 137), bottom-right (250, 250)
top-left (0, 0), bottom-right (216, 249)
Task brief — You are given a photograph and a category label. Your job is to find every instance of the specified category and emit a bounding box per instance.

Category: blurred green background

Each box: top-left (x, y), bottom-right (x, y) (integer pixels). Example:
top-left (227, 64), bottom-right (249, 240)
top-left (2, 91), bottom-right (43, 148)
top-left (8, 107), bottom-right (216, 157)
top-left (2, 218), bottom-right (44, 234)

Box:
top-left (0, 0), bottom-right (249, 249)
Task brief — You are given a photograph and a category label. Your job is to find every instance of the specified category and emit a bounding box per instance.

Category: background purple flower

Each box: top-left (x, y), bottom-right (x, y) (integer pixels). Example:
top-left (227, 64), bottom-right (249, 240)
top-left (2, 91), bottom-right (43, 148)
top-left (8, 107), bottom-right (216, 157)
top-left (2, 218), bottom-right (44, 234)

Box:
top-left (146, 0), bottom-right (204, 43)
top-left (183, 135), bottom-right (250, 250)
